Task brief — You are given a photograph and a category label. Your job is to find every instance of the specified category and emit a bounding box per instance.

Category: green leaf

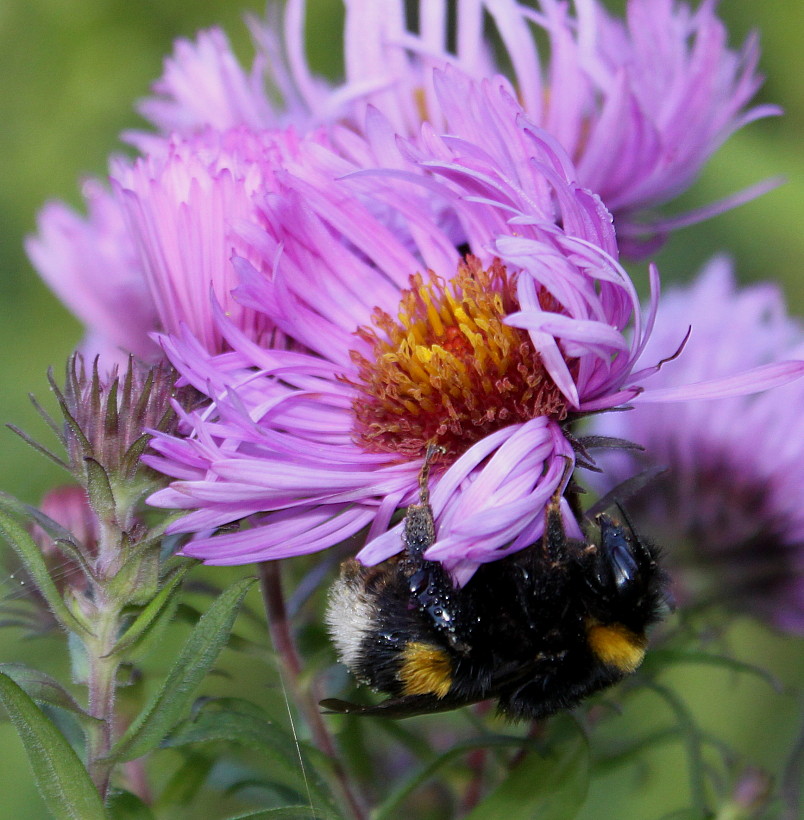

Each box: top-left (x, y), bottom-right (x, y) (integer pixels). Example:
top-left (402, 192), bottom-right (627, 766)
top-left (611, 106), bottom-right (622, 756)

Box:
top-left (644, 682), bottom-right (709, 817)
top-left (656, 810), bottom-right (709, 820)
top-left (226, 808), bottom-right (335, 820)
top-left (464, 719), bottom-right (590, 820)
top-left (108, 576), bottom-right (256, 762)
top-left (593, 726), bottom-right (681, 774)
top-left (644, 648), bottom-right (785, 693)
top-left (0, 672), bottom-right (107, 820)
top-left (163, 697), bottom-right (331, 805)
top-left (154, 751), bottom-right (214, 810)
top-left (112, 565), bottom-right (188, 655)
top-left (0, 663), bottom-right (98, 725)
top-left (374, 734), bottom-right (543, 820)
top-left (0, 508), bottom-right (92, 637)
top-left (106, 790), bottom-right (155, 820)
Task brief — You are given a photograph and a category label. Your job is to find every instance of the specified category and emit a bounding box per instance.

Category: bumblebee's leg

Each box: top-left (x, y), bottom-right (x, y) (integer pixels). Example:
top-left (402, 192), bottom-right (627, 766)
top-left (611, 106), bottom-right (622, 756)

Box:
top-left (403, 443), bottom-right (443, 559)
top-left (399, 444), bottom-right (468, 650)
top-left (542, 457), bottom-right (575, 565)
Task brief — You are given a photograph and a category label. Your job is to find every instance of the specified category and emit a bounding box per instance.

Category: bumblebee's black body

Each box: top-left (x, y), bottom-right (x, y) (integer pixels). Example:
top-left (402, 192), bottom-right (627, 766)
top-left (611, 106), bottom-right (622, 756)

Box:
top-left (325, 477), bottom-right (668, 720)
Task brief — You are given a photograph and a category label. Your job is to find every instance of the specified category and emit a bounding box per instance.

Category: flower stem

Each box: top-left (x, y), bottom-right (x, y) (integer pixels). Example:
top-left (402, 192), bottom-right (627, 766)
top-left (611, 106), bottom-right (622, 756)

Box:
top-left (84, 600), bottom-right (121, 799)
top-left (258, 561), bottom-right (368, 820)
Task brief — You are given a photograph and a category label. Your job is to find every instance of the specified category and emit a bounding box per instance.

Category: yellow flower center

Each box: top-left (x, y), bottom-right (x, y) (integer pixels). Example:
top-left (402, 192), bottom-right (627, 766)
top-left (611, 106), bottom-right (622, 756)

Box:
top-left (350, 256), bottom-right (570, 459)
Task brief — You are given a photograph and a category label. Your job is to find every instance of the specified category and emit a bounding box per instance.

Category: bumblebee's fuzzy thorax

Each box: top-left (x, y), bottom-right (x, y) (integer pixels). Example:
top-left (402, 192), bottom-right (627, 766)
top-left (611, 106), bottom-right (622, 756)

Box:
top-left (324, 471), bottom-right (669, 720)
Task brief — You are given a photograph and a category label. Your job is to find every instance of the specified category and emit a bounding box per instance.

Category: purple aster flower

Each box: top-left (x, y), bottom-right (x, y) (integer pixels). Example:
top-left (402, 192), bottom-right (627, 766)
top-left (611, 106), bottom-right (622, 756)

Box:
top-left (386, 0), bottom-right (780, 251)
top-left (109, 127), bottom-right (316, 355)
top-left (28, 126), bottom-right (331, 367)
top-left (28, 0), bottom-right (776, 367)
top-left (26, 181), bottom-right (158, 367)
top-left (132, 0), bottom-right (778, 252)
top-left (145, 72), bottom-right (799, 585)
top-left (588, 258), bottom-right (804, 634)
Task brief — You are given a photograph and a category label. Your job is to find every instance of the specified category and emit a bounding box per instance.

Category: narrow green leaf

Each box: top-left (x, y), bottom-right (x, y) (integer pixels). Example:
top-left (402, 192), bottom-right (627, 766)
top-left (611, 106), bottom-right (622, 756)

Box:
top-left (0, 508), bottom-right (92, 636)
top-left (0, 663), bottom-right (99, 725)
top-left (226, 808), bottom-right (335, 820)
top-left (0, 492), bottom-right (95, 585)
top-left (108, 576), bottom-right (256, 762)
top-left (163, 697), bottom-right (331, 805)
top-left (0, 672), bottom-right (107, 820)
top-left (465, 720), bottom-right (590, 820)
top-left (112, 566), bottom-right (188, 655)
top-left (154, 751), bottom-right (214, 810)
top-left (105, 790), bottom-right (155, 820)
top-left (644, 648), bottom-right (785, 693)
top-left (374, 735), bottom-right (542, 820)
top-left (645, 681), bottom-right (709, 817)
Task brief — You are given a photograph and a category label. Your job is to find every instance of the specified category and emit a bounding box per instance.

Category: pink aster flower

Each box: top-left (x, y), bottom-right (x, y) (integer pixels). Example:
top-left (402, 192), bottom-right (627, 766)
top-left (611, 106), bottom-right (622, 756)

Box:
top-left (129, 11), bottom-right (328, 150)
top-left (336, 0), bottom-right (781, 248)
top-left (109, 126), bottom-right (317, 355)
top-left (28, 125), bottom-right (330, 368)
top-left (145, 72), bottom-right (798, 585)
top-left (132, 0), bottom-right (778, 251)
top-left (26, 180), bottom-right (158, 367)
top-left (410, 0), bottom-right (779, 251)
top-left (588, 258), bottom-right (804, 634)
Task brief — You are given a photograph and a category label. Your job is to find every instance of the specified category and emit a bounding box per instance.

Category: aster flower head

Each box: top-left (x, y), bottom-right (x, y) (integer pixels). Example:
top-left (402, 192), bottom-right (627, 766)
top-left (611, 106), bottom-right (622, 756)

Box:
top-left (588, 258), bottom-right (804, 634)
top-left (132, 0), bottom-right (778, 252)
top-left (110, 126), bottom-right (319, 355)
top-left (28, 125), bottom-right (329, 367)
top-left (421, 0), bottom-right (779, 249)
top-left (26, 181), bottom-right (158, 367)
top-left (27, 0), bottom-right (776, 370)
top-left (145, 72), bottom-right (670, 585)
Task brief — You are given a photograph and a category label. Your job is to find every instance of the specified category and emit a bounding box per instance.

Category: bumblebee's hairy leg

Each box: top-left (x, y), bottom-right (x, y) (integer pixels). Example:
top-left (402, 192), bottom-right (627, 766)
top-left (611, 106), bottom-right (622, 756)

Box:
top-left (542, 456), bottom-right (575, 565)
top-left (403, 442), bottom-right (444, 558)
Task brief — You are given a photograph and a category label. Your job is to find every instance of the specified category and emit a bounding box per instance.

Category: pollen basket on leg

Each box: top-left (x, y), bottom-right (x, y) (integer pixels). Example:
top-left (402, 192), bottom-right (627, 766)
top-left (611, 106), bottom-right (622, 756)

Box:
top-left (350, 256), bottom-right (570, 458)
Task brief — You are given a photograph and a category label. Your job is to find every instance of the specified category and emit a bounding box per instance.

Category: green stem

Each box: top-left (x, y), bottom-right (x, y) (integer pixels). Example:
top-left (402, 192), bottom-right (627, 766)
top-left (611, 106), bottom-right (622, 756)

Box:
top-left (258, 561), bottom-right (368, 820)
top-left (84, 602), bottom-right (121, 800)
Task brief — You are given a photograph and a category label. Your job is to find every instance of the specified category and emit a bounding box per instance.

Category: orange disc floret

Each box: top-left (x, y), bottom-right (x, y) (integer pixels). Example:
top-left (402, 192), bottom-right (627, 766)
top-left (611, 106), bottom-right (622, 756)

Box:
top-left (350, 256), bottom-right (570, 459)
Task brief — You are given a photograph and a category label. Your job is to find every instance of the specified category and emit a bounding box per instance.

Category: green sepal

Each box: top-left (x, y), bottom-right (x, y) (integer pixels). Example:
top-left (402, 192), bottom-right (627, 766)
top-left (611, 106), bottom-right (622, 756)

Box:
top-left (48, 368), bottom-right (92, 457)
top-left (0, 508), bottom-right (93, 637)
top-left (5, 422), bottom-right (70, 471)
top-left (0, 672), bottom-right (107, 820)
top-left (83, 457), bottom-right (117, 524)
top-left (107, 576), bottom-right (256, 762)
top-left (0, 663), bottom-right (100, 727)
top-left (111, 565), bottom-right (189, 655)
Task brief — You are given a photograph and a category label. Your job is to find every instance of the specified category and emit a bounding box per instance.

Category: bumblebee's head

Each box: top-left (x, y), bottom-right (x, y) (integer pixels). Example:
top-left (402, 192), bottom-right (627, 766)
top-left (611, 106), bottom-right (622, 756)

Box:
top-left (582, 511), bottom-right (669, 674)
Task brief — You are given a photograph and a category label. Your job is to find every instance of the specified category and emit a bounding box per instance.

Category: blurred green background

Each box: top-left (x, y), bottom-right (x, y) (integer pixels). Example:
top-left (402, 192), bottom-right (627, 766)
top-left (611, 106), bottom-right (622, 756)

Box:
top-left (0, 1), bottom-right (801, 818)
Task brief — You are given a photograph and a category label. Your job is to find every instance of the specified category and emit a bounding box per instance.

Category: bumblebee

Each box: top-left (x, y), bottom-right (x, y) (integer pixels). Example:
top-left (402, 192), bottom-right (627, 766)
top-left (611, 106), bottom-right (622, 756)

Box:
top-left (323, 456), bottom-right (669, 720)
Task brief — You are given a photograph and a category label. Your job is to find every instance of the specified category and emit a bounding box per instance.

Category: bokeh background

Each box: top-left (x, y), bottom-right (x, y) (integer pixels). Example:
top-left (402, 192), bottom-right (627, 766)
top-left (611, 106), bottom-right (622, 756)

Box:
top-left (0, 1), bottom-right (801, 817)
